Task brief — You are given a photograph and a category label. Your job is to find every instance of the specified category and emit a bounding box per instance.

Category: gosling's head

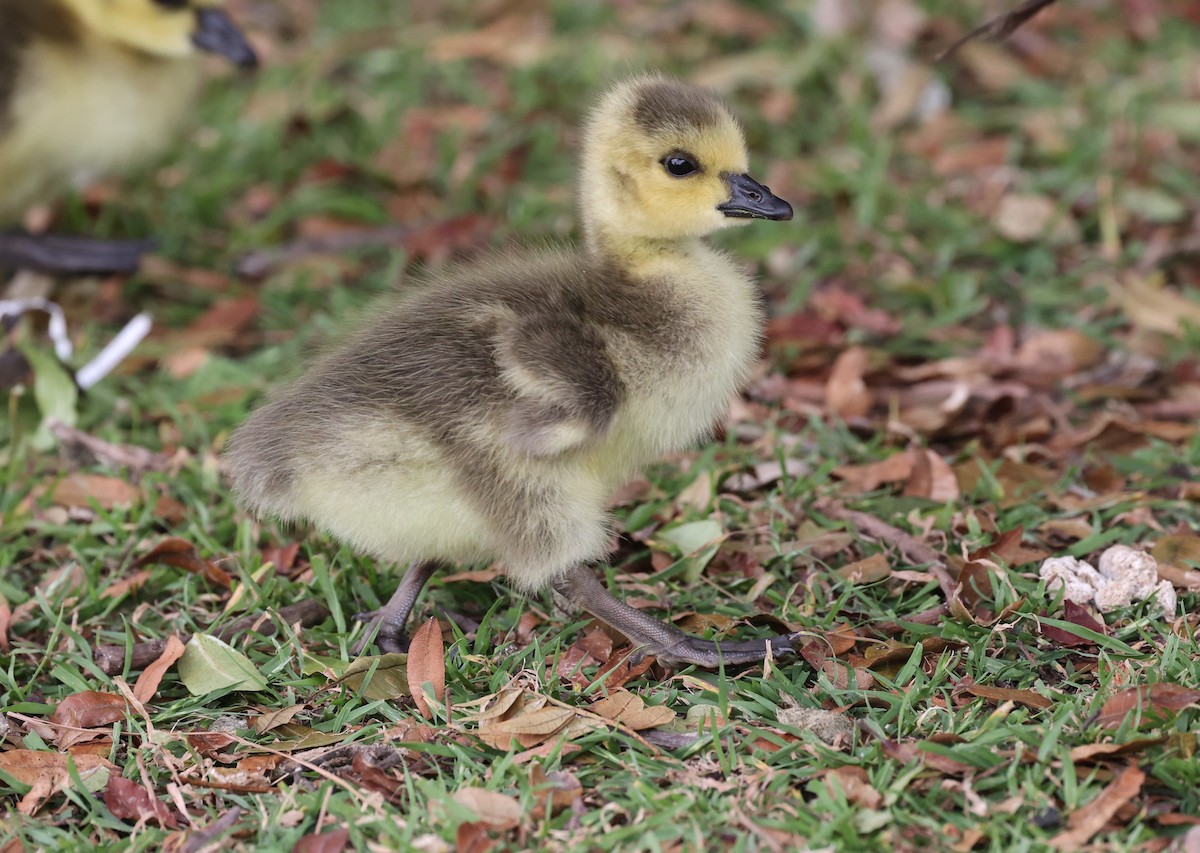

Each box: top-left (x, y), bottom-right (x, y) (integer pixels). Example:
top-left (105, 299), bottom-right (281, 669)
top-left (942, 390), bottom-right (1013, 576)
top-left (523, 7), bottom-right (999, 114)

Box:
top-left (60, 0), bottom-right (257, 66)
top-left (579, 74), bottom-right (791, 246)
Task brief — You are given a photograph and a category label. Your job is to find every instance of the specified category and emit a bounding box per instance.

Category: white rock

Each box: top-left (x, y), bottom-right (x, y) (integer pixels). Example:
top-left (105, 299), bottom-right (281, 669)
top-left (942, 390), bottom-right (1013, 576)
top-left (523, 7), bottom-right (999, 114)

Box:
top-left (1097, 545), bottom-right (1158, 596)
top-left (1039, 556), bottom-right (1100, 604)
top-left (1094, 580), bottom-right (1136, 612)
top-left (1155, 580), bottom-right (1177, 615)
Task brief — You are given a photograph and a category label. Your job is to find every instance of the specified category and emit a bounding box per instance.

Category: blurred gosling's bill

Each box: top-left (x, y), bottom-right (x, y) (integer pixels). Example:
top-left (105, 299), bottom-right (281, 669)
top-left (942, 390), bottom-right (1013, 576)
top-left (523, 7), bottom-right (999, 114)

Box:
top-left (0, 0), bottom-right (256, 274)
top-left (228, 74), bottom-right (794, 668)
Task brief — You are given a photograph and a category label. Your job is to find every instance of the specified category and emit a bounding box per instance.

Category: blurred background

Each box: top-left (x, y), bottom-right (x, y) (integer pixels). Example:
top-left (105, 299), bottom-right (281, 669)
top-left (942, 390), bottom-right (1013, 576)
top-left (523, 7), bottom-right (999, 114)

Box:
top-left (4, 2), bottom-right (1200, 848)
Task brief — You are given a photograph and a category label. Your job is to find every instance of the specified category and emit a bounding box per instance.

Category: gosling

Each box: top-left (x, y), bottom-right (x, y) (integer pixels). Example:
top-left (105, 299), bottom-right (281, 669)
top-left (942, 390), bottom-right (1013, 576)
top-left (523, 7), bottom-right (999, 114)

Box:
top-left (0, 0), bottom-right (256, 274)
top-left (228, 74), bottom-right (794, 668)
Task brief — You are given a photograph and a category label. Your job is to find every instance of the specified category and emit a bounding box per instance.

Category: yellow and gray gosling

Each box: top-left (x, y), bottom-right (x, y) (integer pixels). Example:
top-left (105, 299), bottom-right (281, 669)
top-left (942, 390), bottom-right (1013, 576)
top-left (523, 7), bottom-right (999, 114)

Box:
top-left (228, 74), bottom-right (794, 668)
top-left (0, 0), bottom-right (256, 273)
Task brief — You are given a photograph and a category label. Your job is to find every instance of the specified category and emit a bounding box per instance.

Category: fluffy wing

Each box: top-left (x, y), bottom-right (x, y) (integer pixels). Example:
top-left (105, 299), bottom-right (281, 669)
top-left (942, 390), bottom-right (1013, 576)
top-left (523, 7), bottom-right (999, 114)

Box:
top-left (493, 313), bottom-right (623, 457)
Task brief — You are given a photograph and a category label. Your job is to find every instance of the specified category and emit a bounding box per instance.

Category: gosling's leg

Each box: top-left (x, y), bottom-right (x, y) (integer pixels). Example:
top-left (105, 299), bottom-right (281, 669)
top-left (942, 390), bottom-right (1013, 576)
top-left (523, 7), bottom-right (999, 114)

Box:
top-left (353, 560), bottom-right (441, 654)
top-left (0, 232), bottom-right (153, 275)
top-left (552, 564), bottom-right (798, 668)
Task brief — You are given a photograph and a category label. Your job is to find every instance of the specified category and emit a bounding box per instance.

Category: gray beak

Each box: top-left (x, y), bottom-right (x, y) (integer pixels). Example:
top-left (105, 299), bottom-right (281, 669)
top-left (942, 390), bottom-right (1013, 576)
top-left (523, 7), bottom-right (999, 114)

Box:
top-left (717, 173), bottom-right (793, 221)
top-left (191, 8), bottom-right (258, 68)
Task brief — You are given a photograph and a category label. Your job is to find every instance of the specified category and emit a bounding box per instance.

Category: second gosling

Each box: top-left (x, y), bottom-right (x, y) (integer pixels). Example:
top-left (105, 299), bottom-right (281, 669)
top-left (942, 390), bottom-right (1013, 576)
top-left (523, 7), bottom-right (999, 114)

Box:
top-left (228, 74), bottom-right (794, 667)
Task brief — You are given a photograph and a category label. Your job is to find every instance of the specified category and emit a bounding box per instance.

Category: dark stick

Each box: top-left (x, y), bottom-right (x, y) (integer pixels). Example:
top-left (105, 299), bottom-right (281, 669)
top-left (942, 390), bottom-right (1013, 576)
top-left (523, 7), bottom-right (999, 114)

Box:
top-left (937, 0), bottom-right (1062, 60)
top-left (94, 600), bottom-right (329, 675)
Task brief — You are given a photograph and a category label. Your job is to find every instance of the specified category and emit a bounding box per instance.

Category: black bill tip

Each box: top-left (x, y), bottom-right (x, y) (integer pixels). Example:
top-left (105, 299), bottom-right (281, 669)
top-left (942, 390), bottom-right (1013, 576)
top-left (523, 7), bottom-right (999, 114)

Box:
top-left (191, 8), bottom-right (258, 68)
top-left (717, 173), bottom-right (793, 221)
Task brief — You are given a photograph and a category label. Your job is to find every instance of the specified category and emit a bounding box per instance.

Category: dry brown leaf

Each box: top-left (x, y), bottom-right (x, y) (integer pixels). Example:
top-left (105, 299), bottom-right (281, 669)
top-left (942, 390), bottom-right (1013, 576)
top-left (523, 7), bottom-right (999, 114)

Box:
top-left (47, 474), bottom-right (140, 510)
top-left (1014, 329), bottom-right (1104, 382)
top-left (292, 828), bottom-right (349, 853)
top-left (451, 787), bottom-right (522, 828)
top-left (1110, 272), bottom-right (1200, 336)
top-left (50, 691), bottom-right (128, 729)
top-left (407, 617), bottom-right (446, 721)
top-left (1069, 738), bottom-right (1165, 764)
top-left (1152, 533), bottom-right (1200, 568)
top-left (824, 766), bottom-right (882, 809)
top-left (833, 452), bottom-right (915, 492)
top-left (903, 449), bottom-right (960, 502)
top-left (0, 594), bottom-right (10, 654)
top-left (0, 750), bottom-right (114, 815)
top-left (591, 690), bottom-right (675, 731)
top-left (1050, 766), bottom-right (1144, 850)
top-left (134, 538), bottom-right (232, 588)
top-left (834, 553), bottom-right (892, 583)
top-left (132, 635), bottom-right (186, 704)
top-left (963, 684), bottom-right (1053, 710)
top-left (826, 346), bottom-right (873, 419)
top-left (529, 763), bottom-right (582, 814)
top-left (103, 775), bottom-right (179, 828)
top-left (252, 702), bottom-right (305, 735)
top-left (1097, 683), bottom-right (1200, 729)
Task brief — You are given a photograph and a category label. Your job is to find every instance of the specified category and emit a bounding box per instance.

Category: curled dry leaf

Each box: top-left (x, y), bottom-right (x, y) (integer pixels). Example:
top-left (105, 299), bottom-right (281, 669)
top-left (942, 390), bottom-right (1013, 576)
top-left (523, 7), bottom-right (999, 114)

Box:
top-left (134, 538), bottom-right (233, 589)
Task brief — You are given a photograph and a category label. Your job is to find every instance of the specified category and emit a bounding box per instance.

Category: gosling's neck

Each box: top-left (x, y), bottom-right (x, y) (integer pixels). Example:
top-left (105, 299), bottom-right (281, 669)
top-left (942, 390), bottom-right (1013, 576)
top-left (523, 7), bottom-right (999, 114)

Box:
top-left (582, 225), bottom-right (708, 280)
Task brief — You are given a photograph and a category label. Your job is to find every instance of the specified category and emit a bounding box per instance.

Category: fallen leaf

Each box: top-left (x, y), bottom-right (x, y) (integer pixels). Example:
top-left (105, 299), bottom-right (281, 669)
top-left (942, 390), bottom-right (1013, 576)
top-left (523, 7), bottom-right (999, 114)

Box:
top-left (103, 775), bottom-right (179, 828)
top-left (292, 828), bottom-right (349, 853)
top-left (48, 474), bottom-right (140, 510)
top-left (903, 449), bottom-right (960, 502)
top-left (1069, 738), bottom-right (1165, 764)
top-left (451, 788), bottom-right (522, 828)
top-left (50, 692), bottom-right (127, 729)
top-left (1109, 272), bottom-right (1200, 337)
top-left (178, 634), bottom-right (269, 695)
top-left (252, 703), bottom-right (305, 734)
top-left (529, 763), bottom-right (582, 814)
top-left (591, 690), bottom-right (676, 730)
top-left (134, 538), bottom-right (232, 588)
top-left (132, 634), bottom-right (186, 704)
top-left (834, 553), bottom-right (892, 583)
top-left (1049, 766), bottom-right (1144, 850)
top-left (407, 617), bottom-right (446, 720)
top-left (824, 766), bottom-right (882, 808)
top-left (826, 346), bottom-right (873, 419)
top-left (963, 684), bottom-right (1053, 710)
top-left (340, 653), bottom-right (410, 701)
top-left (1097, 683), bottom-right (1200, 729)
top-left (0, 750), bottom-right (112, 815)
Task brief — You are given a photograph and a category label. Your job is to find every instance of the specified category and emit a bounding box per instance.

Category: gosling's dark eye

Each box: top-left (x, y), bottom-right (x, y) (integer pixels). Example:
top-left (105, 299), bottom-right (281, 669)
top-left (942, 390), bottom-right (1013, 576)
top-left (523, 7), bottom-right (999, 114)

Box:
top-left (662, 155), bottom-right (698, 177)
top-left (153, 0), bottom-right (189, 9)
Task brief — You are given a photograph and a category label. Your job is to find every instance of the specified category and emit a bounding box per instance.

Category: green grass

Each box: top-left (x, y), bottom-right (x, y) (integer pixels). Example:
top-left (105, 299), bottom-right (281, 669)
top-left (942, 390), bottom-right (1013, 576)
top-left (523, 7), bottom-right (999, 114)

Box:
top-left (3, 1), bottom-right (1200, 850)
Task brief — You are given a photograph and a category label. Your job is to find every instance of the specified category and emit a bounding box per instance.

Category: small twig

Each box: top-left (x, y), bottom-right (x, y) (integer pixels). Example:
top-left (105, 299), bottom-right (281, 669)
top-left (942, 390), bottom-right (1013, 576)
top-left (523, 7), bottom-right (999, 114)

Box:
top-left (937, 0), bottom-right (1062, 60)
top-left (236, 224), bottom-right (415, 279)
top-left (820, 503), bottom-right (959, 603)
top-left (178, 775), bottom-right (273, 795)
top-left (94, 600), bottom-right (329, 675)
